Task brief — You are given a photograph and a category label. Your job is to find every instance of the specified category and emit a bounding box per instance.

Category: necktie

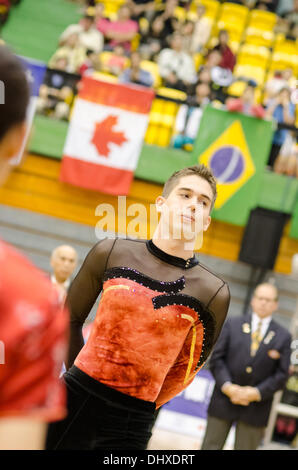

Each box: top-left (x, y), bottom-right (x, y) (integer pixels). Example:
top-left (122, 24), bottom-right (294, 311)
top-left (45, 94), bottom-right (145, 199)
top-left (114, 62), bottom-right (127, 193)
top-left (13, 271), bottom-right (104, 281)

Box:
top-left (251, 320), bottom-right (262, 356)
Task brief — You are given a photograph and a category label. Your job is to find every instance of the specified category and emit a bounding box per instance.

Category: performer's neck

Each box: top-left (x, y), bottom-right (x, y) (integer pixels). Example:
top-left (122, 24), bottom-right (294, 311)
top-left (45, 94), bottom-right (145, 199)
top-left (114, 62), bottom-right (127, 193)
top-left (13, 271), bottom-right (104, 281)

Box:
top-left (152, 233), bottom-right (195, 261)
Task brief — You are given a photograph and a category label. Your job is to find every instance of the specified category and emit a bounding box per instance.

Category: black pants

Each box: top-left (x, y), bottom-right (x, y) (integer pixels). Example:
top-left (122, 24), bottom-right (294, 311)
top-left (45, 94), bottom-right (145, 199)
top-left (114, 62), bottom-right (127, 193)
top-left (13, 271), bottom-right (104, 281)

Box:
top-left (267, 143), bottom-right (282, 167)
top-left (46, 366), bottom-right (155, 450)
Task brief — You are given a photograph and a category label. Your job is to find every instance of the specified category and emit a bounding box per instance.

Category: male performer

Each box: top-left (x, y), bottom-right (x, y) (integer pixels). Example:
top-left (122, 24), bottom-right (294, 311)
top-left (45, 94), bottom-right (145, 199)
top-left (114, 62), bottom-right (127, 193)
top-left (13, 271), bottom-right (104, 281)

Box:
top-left (0, 46), bottom-right (68, 450)
top-left (201, 282), bottom-right (291, 450)
top-left (46, 164), bottom-right (230, 450)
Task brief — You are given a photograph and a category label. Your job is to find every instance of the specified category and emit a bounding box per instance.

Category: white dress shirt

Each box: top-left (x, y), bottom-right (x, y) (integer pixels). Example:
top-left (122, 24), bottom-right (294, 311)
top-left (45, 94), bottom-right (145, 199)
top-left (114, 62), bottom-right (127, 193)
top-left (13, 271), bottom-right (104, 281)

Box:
top-left (251, 312), bottom-right (272, 340)
top-left (157, 48), bottom-right (196, 83)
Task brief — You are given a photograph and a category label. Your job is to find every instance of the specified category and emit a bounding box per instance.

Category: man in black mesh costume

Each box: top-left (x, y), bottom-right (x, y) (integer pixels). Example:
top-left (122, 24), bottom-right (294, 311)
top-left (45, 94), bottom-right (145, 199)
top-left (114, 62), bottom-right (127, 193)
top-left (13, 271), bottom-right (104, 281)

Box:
top-left (46, 164), bottom-right (230, 450)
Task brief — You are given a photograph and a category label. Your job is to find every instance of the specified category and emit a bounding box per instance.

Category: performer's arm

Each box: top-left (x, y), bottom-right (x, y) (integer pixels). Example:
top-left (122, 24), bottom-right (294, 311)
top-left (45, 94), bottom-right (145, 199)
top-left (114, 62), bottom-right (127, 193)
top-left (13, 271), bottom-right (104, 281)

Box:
top-left (65, 238), bottom-right (115, 369)
top-left (155, 283), bottom-right (230, 408)
top-left (207, 282), bottom-right (230, 344)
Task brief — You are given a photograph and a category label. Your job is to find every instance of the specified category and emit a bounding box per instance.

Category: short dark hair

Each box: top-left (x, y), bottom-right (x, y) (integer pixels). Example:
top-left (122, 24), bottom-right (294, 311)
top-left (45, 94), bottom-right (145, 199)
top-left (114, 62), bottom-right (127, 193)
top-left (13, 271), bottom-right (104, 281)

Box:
top-left (253, 283), bottom-right (279, 301)
top-left (162, 164), bottom-right (218, 209)
top-left (83, 15), bottom-right (94, 21)
top-left (0, 46), bottom-right (30, 142)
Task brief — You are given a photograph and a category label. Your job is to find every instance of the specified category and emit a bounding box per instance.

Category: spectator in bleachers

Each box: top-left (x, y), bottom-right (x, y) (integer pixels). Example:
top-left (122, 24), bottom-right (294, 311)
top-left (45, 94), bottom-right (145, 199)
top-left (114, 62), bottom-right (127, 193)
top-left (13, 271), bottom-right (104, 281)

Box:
top-left (266, 87), bottom-right (296, 167)
top-left (98, 4), bottom-right (139, 53)
top-left (94, 2), bottom-right (110, 31)
top-left (254, 0), bottom-right (279, 12)
top-left (127, 0), bottom-right (157, 21)
top-left (139, 15), bottom-right (169, 61)
top-left (274, 131), bottom-right (298, 176)
top-left (49, 33), bottom-right (86, 74)
top-left (264, 69), bottom-right (295, 105)
top-left (226, 84), bottom-right (266, 119)
top-left (158, 32), bottom-right (197, 92)
top-left (0, 0), bottom-right (11, 25)
top-left (286, 21), bottom-right (298, 39)
top-left (186, 62), bottom-right (213, 96)
top-left (79, 49), bottom-right (102, 75)
top-left (201, 49), bottom-right (233, 103)
top-left (211, 30), bottom-right (236, 72)
top-left (60, 14), bottom-right (104, 54)
top-left (190, 4), bottom-right (212, 53)
top-left (282, 0), bottom-right (298, 25)
top-left (172, 82), bottom-right (211, 150)
top-left (181, 20), bottom-right (196, 54)
top-left (36, 59), bottom-right (80, 121)
top-left (197, 66), bottom-right (213, 85)
top-left (105, 44), bottom-right (128, 76)
top-left (151, 0), bottom-right (180, 39)
top-left (119, 50), bottom-right (154, 87)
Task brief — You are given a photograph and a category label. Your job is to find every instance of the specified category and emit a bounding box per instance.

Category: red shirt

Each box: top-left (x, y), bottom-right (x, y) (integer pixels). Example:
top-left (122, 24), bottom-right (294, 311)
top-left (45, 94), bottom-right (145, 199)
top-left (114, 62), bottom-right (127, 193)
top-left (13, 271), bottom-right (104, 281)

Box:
top-left (98, 19), bottom-right (138, 51)
top-left (0, 240), bottom-right (68, 421)
top-left (219, 46), bottom-right (236, 71)
top-left (227, 98), bottom-right (266, 119)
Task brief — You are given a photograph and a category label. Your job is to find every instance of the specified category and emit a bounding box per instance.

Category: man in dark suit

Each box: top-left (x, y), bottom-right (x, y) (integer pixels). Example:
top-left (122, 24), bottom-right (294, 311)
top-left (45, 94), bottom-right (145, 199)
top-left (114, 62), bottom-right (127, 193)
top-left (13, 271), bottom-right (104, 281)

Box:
top-left (201, 282), bottom-right (292, 450)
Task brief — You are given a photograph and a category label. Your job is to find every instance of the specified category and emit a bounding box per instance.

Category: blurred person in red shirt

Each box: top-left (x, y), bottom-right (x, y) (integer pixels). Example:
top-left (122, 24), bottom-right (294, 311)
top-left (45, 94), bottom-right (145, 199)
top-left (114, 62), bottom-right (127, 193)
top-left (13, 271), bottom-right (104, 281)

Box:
top-left (0, 45), bottom-right (68, 450)
top-left (211, 30), bottom-right (236, 72)
top-left (226, 83), bottom-right (266, 119)
top-left (98, 4), bottom-right (139, 53)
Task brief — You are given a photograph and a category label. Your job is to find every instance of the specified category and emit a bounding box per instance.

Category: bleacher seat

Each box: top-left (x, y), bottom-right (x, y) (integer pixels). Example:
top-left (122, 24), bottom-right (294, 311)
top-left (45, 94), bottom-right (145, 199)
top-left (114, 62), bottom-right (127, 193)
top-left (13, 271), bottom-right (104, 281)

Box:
top-left (145, 89), bottom-right (186, 146)
top-left (244, 27), bottom-right (274, 47)
top-left (247, 9), bottom-right (277, 30)
top-left (191, 0), bottom-right (220, 20)
top-left (96, 0), bottom-right (124, 18)
top-left (157, 87), bottom-right (187, 101)
top-left (243, 8), bottom-right (277, 47)
top-left (233, 64), bottom-right (267, 86)
top-left (237, 44), bottom-right (271, 69)
top-left (215, 2), bottom-right (249, 42)
top-left (270, 51), bottom-right (298, 73)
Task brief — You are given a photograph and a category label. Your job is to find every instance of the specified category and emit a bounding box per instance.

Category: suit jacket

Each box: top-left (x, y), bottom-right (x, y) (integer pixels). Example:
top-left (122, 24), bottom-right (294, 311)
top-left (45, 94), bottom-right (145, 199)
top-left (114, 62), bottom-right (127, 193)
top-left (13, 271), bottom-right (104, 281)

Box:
top-left (207, 314), bottom-right (292, 427)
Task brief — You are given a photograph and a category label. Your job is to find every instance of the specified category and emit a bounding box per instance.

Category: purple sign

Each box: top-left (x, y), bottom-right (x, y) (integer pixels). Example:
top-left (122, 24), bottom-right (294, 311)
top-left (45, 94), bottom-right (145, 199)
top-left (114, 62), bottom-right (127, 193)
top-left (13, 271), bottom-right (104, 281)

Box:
top-left (163, 369), bottom-right (215, 419)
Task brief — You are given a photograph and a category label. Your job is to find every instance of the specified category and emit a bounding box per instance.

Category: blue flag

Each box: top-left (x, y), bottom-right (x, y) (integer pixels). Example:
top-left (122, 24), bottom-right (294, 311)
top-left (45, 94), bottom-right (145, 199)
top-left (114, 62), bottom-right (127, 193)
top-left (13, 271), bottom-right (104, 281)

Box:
top-left (18, 56), bottom-right (46, 97)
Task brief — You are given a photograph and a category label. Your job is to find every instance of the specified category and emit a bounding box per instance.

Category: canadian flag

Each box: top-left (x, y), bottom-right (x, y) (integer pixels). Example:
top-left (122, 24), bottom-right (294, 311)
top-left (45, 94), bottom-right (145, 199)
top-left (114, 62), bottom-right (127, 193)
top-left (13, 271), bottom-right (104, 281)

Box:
top-left (60, 77), bottom-right (154, 195)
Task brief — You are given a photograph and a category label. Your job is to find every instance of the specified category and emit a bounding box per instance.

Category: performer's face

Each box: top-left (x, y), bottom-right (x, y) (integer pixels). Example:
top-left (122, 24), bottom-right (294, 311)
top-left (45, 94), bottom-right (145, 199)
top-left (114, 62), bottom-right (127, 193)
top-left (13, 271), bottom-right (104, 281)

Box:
top-left (156, 175), bottom-right (212, 243)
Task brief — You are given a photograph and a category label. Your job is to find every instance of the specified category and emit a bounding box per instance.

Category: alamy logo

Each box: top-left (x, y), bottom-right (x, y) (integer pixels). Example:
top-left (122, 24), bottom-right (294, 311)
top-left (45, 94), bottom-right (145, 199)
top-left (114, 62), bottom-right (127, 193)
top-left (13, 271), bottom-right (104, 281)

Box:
top-left (0, 80), bottom-right (4, 104)
top-left (0, 341), bottom-right (5, 364)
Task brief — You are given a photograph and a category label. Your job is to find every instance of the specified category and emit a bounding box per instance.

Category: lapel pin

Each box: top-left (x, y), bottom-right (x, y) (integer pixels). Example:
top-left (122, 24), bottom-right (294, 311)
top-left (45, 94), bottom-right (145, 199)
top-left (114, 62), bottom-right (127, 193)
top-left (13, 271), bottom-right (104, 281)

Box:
top-left (242, 323), bottom-right (251, 334)
top-left (264, 331), bottom-right (275, 345)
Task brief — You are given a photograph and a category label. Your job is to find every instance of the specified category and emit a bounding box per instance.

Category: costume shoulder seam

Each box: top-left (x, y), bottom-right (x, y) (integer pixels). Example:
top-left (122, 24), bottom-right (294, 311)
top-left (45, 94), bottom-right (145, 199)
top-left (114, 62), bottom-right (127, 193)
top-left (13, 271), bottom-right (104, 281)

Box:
top-left (197, 260), bottom-right (228, 285)
top-left (113, 237), bottom-right (147, 244)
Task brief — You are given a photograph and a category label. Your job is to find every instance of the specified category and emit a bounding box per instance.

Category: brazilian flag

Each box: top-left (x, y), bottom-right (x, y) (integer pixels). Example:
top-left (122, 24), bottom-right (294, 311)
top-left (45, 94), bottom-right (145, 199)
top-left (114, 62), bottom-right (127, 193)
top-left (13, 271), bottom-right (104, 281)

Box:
top-left (194, 105), bottom-right (274, 226)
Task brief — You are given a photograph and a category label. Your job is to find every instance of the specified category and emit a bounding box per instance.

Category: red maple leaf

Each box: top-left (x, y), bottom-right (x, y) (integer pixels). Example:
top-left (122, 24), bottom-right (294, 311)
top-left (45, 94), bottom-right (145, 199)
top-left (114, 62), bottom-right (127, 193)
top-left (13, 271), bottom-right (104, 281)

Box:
top-left (91, 115), bottom-right (128, 157)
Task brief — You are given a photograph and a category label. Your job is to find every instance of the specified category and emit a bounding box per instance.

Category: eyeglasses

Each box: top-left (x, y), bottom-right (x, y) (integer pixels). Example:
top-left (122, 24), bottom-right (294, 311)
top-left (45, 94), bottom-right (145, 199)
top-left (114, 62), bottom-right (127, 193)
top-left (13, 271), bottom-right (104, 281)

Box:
top-left (253, 296), bottom-right (277, 303)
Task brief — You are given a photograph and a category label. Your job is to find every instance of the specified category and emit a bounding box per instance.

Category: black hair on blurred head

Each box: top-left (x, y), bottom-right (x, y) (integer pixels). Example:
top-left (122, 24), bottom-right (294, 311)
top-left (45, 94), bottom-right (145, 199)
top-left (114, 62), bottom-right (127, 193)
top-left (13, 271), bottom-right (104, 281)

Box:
top-left (0, 46), bottom-right (30, 142)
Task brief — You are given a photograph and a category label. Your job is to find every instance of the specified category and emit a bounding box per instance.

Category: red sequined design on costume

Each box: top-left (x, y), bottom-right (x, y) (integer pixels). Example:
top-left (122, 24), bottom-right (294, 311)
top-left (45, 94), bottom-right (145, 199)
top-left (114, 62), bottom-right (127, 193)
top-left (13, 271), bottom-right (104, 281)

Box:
top-left (75, 267), bottom-right (215, 407)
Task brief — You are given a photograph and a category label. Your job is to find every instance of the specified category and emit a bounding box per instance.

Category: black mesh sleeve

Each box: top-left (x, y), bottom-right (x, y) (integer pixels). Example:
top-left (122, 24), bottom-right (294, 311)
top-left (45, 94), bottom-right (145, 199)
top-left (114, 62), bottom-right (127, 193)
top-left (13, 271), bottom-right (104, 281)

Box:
top-left (207, 282), bottom-right (230, 344)
top-left (65, 238), bottom-right (116, 369)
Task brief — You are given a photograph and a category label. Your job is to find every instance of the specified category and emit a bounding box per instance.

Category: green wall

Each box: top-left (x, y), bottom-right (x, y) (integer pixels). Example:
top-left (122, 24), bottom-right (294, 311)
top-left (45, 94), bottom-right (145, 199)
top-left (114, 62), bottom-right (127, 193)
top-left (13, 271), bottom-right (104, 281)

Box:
top-left (2, 0), bottom-right (81, 62)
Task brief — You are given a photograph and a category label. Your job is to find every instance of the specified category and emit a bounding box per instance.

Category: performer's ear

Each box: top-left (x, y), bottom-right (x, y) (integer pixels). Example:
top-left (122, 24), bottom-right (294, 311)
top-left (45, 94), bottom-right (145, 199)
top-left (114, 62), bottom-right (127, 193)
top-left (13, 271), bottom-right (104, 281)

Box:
top-left (203, 215), bottom-right (211, 231)
top-left (155, 195), bottom-right (165, 213)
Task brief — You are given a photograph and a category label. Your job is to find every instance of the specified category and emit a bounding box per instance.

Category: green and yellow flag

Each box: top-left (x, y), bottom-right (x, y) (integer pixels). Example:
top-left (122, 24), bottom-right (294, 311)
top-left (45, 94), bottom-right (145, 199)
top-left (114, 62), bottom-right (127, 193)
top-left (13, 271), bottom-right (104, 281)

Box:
top-left (193, 105), bottom-right (274, 225)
